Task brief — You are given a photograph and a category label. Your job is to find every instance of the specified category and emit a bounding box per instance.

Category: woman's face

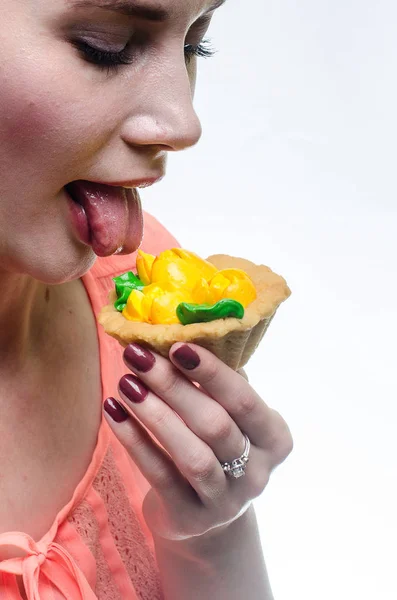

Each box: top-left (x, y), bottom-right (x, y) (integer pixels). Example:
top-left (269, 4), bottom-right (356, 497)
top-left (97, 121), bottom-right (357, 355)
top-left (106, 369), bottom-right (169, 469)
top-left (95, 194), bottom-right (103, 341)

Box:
top-left (0, 0), bottom-right (220, 283)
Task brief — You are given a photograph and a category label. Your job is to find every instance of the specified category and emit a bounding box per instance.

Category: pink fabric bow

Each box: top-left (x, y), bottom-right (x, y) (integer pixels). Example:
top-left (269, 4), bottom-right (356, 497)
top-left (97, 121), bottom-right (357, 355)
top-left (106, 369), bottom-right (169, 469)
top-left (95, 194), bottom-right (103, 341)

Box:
top-left (0, 532), bottom-right (96, 599)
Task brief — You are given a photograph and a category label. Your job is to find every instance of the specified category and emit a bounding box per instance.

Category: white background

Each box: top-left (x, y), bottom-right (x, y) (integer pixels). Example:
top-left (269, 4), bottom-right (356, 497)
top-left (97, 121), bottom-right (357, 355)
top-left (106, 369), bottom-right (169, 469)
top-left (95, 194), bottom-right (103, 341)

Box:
top-left (144, 1), bottom-right (397, 599)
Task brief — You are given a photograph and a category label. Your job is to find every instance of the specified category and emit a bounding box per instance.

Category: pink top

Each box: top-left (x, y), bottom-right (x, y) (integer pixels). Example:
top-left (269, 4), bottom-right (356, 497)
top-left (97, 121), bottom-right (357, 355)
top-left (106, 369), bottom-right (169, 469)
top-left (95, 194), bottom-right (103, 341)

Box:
top-left (0, 212), bottom-right (180, 599)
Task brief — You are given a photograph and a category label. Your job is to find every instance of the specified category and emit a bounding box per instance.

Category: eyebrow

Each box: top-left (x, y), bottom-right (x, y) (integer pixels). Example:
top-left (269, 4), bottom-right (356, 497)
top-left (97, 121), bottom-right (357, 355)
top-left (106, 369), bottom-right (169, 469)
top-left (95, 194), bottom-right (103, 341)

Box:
top-left (70, 0), bottom-right (226, 22)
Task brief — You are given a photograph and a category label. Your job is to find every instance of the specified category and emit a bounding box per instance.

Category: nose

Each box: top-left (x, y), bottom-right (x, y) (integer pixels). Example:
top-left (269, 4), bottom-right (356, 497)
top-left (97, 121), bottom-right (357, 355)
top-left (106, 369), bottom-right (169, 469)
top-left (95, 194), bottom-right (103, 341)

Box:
top-left (120, 54), bottom-right (202, 153)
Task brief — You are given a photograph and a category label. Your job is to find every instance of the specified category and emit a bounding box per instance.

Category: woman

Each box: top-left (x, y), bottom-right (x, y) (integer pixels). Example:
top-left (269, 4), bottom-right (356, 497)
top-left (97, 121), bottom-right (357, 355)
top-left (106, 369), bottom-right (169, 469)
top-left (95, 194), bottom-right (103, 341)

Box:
top-left (0, 0), bottom-right (293, 598)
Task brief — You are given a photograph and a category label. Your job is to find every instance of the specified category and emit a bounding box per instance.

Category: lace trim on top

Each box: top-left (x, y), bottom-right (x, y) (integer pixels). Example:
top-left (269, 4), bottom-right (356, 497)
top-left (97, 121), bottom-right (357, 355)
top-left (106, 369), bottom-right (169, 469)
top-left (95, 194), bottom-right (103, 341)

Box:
top-left (92, 448), bottom-right (163, 600)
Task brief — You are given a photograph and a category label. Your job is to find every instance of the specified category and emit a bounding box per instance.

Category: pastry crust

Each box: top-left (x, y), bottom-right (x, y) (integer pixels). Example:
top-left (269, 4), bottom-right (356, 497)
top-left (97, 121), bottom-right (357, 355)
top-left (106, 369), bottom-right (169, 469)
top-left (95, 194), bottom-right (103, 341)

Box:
top-left (98, 254), bottom-right (291, 370)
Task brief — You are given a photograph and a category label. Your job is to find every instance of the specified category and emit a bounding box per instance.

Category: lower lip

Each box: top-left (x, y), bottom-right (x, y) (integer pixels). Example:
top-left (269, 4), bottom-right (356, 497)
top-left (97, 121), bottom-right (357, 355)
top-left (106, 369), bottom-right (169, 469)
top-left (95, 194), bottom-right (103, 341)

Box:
top-left (65, 189), bottom-right (91, 247)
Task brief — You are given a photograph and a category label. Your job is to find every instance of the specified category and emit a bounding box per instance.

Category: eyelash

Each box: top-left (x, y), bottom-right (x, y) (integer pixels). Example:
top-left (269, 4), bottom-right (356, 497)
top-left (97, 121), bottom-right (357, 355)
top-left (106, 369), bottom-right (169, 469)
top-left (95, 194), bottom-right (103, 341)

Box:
top-left (73, 39), bottom-right (215, 70)
top-left (184, 39), bottom-right (215, 63)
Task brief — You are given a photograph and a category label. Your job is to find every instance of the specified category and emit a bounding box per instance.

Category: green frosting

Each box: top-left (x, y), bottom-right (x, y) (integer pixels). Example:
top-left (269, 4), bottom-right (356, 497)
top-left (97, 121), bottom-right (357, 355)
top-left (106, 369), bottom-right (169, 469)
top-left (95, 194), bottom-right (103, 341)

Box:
top-left (113, 272), bottom-right (145, 312)
top-left (176, 299), bottom-right (245, 325)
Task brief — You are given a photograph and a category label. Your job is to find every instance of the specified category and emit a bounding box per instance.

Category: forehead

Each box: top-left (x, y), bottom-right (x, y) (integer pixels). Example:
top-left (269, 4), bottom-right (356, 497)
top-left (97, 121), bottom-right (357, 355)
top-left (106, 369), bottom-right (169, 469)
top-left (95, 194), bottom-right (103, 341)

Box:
top-left (66, 0), bottom-right (224, 21)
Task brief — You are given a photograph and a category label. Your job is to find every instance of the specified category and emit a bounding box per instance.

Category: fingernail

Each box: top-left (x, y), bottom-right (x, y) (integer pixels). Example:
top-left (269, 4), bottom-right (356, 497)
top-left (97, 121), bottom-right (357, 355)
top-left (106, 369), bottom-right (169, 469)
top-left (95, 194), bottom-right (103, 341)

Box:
top-left (104, 397), bottom-right (129, 423)
top-left (124, 343), bottom-right (156, 372)
top-left (172, 345), bottom-right (200, 370)
top-left (119, 374), bottom-right (149, 404)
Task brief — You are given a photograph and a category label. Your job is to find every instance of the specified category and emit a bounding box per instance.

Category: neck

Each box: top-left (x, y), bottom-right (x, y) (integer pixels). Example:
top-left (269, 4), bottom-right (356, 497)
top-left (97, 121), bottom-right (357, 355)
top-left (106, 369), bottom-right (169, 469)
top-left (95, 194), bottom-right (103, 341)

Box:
top-left (0, 271), bottom-right (53, 372)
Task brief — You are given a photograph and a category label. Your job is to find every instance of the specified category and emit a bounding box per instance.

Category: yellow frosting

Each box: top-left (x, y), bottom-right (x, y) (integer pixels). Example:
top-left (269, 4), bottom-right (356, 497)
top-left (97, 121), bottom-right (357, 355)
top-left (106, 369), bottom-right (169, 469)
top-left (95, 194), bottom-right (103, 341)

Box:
top-left (122, 248), bottom-right (257, 324)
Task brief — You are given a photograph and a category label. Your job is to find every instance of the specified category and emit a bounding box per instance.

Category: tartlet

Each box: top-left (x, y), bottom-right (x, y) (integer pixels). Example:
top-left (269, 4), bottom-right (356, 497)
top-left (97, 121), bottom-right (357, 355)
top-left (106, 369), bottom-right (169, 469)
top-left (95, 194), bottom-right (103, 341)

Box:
top-left (99, 253), bottom-right (291, 370)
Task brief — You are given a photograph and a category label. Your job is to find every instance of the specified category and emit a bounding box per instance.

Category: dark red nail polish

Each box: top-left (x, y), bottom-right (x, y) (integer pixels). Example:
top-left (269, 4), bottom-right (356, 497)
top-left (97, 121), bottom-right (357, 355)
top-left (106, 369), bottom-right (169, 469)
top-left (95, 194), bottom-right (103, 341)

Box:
top-left (172, 345), bottom-right (200, 370)
top-left (124, 343), bottom-right (156, 372)
top-left (104, 397), bottom-right (129, 423)
top-left (119, 374), bottom-right (149, 404)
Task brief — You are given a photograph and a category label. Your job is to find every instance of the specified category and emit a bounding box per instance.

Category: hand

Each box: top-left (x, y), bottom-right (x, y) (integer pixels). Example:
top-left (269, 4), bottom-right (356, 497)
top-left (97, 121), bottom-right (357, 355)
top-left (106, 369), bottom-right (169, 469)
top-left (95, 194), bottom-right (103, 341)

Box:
top-left (103, 343), bottom-right (293, 542)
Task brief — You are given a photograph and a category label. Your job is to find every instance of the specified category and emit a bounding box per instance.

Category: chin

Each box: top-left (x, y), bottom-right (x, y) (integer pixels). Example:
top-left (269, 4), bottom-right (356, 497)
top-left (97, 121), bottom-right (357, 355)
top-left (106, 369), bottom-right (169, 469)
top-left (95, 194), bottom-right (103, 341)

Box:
top-left (20, 244), bottom-right (97, 285)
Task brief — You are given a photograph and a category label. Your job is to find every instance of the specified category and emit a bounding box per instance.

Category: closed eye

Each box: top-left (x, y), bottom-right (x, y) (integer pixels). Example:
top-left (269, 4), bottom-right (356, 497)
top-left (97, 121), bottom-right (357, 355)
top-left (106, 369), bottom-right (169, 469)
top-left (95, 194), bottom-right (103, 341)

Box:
top-left (72, 39), bottom-right (134, 68)
top-left (73, 38), bottom-right (215, 70)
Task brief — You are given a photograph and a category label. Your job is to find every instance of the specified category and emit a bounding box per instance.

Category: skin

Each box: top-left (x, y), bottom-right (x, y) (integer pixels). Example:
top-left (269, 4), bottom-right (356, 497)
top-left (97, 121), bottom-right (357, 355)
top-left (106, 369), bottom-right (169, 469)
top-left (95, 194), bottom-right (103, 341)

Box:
top-left (0, 0), bottom-right (293, 597)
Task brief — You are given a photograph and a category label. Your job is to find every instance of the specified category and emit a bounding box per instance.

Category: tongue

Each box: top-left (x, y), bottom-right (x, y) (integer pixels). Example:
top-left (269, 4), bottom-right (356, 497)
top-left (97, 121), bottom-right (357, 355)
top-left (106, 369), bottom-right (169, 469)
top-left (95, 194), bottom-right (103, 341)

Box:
top-left (68, 181), bottom-right (131, 257)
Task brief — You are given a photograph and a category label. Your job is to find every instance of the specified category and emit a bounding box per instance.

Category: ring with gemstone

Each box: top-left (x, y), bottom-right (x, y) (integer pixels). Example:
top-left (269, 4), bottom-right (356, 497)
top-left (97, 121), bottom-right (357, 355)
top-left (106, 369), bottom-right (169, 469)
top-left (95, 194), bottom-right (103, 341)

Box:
top-left (221, 434), bottom-right (251, 479)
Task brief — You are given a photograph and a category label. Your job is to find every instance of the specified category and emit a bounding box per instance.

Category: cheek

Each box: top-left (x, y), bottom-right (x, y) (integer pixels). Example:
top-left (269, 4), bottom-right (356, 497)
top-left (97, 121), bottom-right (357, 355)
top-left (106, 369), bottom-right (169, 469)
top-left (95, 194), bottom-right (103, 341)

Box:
top-left (0, 85), bottom-right (57, 159)
top-left (0, 57), bottom-right (118, 182)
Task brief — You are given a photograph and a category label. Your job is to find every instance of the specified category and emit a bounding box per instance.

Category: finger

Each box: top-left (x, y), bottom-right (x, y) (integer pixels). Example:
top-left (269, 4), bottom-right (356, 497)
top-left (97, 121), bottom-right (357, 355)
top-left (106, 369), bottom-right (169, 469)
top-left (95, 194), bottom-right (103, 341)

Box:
top-left (103, 397), bottom-right (193, 502)
top-left (123, 344), bottom-right (247, 468)
top-left (116, 377), bottom-right (229, 505)
top-left (169, 342), bottom-right (281, 449)
top-left (237, 368), bottom-right (249, 382)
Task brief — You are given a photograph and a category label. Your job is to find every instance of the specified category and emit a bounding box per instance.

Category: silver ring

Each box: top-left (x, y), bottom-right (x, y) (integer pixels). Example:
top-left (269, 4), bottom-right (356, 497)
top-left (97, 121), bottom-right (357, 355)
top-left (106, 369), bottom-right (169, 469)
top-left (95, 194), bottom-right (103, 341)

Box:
top-left (221, 434), bottom-right (251, 479)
